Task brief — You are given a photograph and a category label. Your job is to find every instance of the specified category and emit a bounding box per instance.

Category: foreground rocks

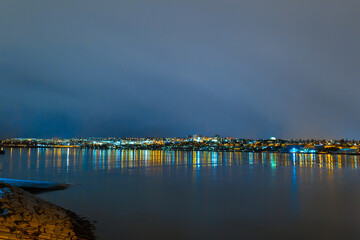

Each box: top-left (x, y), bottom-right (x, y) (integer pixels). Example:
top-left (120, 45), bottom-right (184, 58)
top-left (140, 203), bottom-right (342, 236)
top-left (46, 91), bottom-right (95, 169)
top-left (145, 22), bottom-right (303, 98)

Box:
top-left (0, 182), bottom-right (95, 240)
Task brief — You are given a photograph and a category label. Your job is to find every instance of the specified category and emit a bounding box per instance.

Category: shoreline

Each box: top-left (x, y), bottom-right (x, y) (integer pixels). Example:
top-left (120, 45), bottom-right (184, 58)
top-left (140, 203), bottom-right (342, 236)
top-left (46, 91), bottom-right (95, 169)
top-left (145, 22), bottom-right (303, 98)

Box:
top-left (0, 181), bottom-right (95, 240)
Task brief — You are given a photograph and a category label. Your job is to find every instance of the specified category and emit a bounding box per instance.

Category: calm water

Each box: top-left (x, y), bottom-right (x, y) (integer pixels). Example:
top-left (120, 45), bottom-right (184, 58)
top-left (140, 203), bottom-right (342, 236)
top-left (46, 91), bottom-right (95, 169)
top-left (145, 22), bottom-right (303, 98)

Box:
top-left (1, 148), bottom-right (360, 239)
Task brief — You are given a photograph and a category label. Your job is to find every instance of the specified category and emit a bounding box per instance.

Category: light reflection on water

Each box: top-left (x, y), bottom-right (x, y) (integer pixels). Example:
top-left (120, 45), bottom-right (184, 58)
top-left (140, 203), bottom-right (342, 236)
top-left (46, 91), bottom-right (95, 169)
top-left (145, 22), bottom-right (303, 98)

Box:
top-left (2, 148), bottom-right (360, 239)
top-left (2, 148), bottom-right (359, 175)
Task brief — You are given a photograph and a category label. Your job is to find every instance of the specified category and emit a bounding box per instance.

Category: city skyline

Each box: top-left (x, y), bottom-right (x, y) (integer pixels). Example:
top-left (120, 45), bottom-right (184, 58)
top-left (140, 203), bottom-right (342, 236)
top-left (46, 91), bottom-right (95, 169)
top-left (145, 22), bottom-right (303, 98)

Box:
top-left (1, 2), bottom-right (360, 239)
top-left (2, 136), bottom-right (360, 155)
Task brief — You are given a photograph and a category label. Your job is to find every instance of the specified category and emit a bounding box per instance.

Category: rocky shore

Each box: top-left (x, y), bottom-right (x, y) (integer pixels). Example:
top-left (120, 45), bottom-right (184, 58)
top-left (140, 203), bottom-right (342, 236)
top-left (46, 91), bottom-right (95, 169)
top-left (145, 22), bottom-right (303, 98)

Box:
top-left (0, 182), bottom-right (95, 240)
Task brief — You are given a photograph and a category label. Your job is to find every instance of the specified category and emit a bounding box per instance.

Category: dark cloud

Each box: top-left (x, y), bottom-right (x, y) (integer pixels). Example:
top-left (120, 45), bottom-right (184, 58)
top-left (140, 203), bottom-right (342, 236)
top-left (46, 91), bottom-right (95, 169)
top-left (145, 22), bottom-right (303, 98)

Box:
top-left (0, 0), bottom-right (359, 139)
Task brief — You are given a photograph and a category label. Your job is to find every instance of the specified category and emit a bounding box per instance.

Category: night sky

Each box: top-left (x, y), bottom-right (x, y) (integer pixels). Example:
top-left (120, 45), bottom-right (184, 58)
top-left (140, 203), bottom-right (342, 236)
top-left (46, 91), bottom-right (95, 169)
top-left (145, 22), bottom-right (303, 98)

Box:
top-left (1, 1), bottom-right (359, 139)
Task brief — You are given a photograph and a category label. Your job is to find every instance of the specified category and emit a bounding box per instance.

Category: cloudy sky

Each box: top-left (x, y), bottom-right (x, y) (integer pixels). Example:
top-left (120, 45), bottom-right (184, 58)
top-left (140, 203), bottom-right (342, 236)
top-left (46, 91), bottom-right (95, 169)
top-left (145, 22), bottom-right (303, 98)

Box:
top-left (1, 0), bottom-right (359, 139)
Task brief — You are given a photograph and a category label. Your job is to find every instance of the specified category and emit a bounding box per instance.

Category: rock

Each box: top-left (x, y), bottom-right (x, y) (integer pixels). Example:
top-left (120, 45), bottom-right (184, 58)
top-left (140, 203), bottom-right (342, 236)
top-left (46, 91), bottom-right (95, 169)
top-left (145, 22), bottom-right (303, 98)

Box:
top-left (0, 181), bottom-right (95, 239)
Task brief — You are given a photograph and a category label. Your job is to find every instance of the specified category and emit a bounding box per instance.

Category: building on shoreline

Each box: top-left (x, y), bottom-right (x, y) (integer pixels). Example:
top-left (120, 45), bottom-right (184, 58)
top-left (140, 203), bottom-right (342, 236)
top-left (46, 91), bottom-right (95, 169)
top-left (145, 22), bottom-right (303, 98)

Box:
top-left (1, 137), bottom-right (359, 154)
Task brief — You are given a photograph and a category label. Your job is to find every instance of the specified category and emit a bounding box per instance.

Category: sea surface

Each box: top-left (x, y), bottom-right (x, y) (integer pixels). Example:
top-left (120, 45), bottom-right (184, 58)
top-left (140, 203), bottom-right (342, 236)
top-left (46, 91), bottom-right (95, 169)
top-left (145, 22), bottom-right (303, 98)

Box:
top-left (1, 148), bottom-right (360, 239)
